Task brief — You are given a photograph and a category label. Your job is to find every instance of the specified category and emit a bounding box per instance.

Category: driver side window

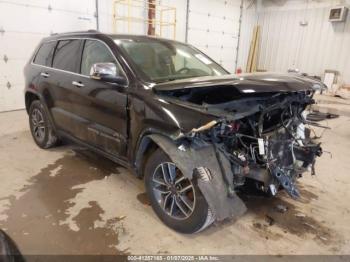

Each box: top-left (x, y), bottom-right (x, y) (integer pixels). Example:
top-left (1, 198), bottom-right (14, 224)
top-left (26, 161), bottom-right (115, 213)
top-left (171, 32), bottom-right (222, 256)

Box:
top-left (81, 40), bottom-right (122, 76)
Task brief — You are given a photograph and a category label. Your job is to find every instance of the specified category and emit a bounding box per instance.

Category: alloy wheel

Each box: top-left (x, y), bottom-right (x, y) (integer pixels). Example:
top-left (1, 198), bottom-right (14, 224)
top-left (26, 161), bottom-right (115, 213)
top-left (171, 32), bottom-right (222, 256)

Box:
top-left (31, 108), bottom-right (46, 143)
top-left (152, 162), bottom-right (196, 220)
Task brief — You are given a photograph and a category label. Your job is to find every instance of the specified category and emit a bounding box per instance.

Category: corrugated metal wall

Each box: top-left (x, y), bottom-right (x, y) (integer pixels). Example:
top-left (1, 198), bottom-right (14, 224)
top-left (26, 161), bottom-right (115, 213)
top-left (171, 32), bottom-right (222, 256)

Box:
top-left (240, 0), bottom-right (350, 84)
top-left (237, 1), bottom-right (256, 72)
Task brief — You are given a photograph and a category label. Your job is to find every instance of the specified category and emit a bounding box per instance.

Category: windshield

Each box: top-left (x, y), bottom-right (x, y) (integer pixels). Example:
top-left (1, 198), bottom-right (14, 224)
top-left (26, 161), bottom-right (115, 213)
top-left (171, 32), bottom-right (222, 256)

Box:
top-left (115, 38), bottom-right (228, 82)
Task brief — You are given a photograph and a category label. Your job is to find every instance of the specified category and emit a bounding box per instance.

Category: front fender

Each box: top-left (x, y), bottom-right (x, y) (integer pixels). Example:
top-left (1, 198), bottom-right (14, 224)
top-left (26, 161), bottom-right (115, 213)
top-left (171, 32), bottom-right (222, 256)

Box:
top-left (146, 134), bottom-right (247, 221)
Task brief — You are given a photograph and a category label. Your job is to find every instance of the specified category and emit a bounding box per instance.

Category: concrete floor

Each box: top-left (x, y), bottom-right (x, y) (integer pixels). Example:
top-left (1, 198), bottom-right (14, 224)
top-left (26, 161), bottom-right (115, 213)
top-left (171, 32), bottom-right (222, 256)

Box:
top-left (0, 110), bottom-right (349, 255)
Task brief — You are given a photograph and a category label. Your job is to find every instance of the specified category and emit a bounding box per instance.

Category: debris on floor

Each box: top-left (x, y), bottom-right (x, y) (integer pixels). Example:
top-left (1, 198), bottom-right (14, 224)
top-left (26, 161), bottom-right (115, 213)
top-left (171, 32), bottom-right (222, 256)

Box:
top-left (275, 204), bottom-right (288, 213)
top-left (136, 192), bottom-right (151, 206)
top-left (303, 222), bottom-right (317, 230)
top-left (306, 111), bottom-right (339, 122)
top-left (265, 215), bottom-right (275, 226)
top-left (319, 236), bottom-right (328, 242)
top-left (295, 213), bottom-right (306, 218)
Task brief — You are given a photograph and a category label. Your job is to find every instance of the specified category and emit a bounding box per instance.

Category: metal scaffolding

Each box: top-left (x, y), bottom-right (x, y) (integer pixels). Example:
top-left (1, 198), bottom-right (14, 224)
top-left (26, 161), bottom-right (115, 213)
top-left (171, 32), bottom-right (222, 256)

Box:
top-left (112, 0), bottom-right (176, 39)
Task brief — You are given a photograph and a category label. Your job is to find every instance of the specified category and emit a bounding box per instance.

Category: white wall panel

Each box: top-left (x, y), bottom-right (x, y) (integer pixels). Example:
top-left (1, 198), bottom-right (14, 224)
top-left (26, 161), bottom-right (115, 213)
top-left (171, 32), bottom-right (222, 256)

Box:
top-left (160, 0), bottom-right (187, 42)
top-left (187, 0), bottom-right (242, 73)
top-left (245, 0), bottom-right (350, 85)
top-left (0, 0), bottom-right (96, 112)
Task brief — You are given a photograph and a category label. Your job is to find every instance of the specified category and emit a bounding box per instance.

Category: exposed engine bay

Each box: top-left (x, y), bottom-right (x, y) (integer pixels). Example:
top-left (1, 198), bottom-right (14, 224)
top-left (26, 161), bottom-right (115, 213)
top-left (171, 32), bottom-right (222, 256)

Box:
top-left (158, 87), bottom-right (323, 200)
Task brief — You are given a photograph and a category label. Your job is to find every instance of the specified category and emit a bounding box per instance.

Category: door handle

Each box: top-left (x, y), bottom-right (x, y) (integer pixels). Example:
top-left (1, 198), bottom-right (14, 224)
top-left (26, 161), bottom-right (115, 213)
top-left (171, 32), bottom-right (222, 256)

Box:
top-left (40, 72), bottom-right (50, 78)
top-left (72, 81), bottom-right (84, 88)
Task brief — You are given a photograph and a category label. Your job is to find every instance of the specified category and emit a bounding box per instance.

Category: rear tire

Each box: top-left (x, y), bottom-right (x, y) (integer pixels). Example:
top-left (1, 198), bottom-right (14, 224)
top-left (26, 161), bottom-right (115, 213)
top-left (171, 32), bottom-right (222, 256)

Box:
top-left (144, 148), bottom-right (215, 233)
top-left (29, 100), bottom-right (58, 149)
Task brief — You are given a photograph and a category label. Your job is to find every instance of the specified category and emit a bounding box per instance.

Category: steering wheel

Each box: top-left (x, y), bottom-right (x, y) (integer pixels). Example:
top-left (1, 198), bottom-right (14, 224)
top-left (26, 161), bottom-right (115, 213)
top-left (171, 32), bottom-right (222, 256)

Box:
top-left (176, 67), bottom-right (191, 75)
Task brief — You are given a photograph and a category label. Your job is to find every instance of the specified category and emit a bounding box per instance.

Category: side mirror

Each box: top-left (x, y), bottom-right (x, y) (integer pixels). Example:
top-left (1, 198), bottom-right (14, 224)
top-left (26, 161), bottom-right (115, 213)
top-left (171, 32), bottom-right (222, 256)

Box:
top-left (90, 63), bottom-right (127, 86)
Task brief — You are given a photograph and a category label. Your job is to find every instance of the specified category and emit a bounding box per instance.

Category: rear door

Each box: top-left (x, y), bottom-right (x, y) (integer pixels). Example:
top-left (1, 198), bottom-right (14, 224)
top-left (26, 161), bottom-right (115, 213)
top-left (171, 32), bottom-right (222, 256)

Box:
top-left (68, 39), bottom-right (128, 157)
top-left (31, 40), bottom-right (57, 105)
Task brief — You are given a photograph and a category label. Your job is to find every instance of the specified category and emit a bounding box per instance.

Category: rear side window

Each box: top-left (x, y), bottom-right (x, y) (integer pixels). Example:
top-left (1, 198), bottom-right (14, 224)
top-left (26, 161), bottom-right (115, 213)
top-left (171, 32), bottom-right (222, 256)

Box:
top-left (33, 41), bottom-right (56, 66)
top-left (52, 39), bottom-right (82, 72)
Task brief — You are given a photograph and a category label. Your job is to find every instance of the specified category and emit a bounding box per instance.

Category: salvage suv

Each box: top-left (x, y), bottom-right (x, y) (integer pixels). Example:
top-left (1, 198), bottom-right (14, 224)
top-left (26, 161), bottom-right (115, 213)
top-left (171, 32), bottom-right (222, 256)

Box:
top-left (24, 31), bottom-right (323, 233)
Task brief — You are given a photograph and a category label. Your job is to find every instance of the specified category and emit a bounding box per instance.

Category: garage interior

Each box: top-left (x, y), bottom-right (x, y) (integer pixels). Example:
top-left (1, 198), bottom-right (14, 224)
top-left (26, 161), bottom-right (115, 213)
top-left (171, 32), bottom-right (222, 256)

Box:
top-left (0, 0), bottom-right (350, 256)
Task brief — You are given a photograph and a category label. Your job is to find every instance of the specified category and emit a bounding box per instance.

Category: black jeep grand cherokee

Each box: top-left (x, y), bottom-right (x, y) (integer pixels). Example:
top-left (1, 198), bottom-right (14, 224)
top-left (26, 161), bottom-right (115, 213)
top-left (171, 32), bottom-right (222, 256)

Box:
top-left (24, 31), bottom-right (323, 233)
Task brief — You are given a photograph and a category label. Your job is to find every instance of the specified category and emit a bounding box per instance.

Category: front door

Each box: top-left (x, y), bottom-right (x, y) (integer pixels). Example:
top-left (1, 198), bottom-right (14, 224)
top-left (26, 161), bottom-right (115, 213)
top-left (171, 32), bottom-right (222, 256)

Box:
top-left (69, 39), bottom-right (128, 158)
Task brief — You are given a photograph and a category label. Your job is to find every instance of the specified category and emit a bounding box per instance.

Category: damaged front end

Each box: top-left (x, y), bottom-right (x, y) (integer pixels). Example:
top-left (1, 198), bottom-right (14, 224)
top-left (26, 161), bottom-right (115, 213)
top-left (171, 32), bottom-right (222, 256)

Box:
top-left (151, 75), bottom-right (326, 222)
top-left (184, 91), bottom-right (323, 200)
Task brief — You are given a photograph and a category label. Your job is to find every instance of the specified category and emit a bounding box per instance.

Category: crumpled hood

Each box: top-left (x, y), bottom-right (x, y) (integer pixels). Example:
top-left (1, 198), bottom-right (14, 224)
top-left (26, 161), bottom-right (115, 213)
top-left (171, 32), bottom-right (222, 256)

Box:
top-left (153, 73), bottom-right (325, 93)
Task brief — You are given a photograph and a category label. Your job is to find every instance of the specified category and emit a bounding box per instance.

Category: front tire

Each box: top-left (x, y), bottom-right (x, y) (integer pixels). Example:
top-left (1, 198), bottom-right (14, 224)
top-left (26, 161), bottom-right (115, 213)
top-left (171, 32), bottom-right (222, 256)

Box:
top-left (144, 149), bottom-right (215, 233)
top-left (29, 100), bottom-right (58, 149)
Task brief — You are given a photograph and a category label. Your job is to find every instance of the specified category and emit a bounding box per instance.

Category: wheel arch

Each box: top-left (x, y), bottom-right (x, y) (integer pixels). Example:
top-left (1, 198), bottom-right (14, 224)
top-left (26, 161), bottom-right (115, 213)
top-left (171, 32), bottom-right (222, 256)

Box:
top-left (25, 90), bottom-right (57, 133)
top-left (25, 91), bottom-right (40, 114)
top-left (134, 133), bottom-right (165, 178)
